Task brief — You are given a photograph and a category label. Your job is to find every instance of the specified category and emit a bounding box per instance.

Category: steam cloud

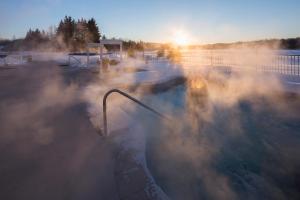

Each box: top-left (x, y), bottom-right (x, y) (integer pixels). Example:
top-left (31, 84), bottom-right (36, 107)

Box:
top-left (123, 48), bottom-right (300, 200)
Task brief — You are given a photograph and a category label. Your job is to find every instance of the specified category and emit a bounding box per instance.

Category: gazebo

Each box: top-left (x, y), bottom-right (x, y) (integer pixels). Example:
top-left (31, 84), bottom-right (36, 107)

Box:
top-left (87, 39), bottom-right (123, 66)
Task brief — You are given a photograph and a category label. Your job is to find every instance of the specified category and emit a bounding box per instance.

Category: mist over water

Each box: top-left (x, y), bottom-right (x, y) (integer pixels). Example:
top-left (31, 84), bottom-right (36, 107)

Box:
top-left (64, 48), bottom-right (300, 199)
top-left (137, 53), bottom-right (300, 199)
top-left (88, 47), bottom-right (300, 199)
top-left (0, 47), bottom-right (299, 199)
top-left (75, 47), bottom-right (300, 199)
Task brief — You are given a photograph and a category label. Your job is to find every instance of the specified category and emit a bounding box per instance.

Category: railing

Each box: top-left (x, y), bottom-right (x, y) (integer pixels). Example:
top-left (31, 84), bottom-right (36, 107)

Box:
top-left (102, 89), bottom-right (168, 136)
top-left (68, 54), bottom-right (85, 66)
top-left (0, 52), bottom-right (32, 66)
top-left (181, 53), bottom-right (300, 76)
top-left (144, 50), bottom-right (300, 76)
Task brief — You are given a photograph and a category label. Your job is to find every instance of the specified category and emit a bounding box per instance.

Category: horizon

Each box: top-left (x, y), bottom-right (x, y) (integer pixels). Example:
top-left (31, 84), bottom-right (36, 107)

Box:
top-left (1, 0), bottom-right (300, 44)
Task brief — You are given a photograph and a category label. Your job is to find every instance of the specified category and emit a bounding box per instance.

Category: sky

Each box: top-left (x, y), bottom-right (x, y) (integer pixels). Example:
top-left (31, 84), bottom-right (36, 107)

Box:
top-left (0, 0), bottom-right (299, 44)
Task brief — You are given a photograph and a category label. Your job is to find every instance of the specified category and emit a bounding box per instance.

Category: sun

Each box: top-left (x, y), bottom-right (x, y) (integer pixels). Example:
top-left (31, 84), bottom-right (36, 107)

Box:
top-left (172, 30), bottom-right (189, 46)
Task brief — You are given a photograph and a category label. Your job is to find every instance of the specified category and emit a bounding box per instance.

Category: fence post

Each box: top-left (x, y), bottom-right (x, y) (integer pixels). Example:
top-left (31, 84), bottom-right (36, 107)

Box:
top-left (297, 56), bottom-right (300, 76)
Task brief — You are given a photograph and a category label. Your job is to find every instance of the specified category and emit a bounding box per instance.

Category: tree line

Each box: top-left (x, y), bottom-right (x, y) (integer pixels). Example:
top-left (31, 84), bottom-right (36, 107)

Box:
top-left (197, 38), bottom-right (300, 50)
top-left (56, 16), bottom-right (101, 50)
top-left (3, 15), bottom-right (150, 52)
top-left (4, 16), bottom-right (101, 51)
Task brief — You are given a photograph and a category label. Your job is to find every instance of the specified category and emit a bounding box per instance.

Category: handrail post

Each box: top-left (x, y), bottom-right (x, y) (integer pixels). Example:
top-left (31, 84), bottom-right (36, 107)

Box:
top-left (103, 90), bottom-right (109, 136)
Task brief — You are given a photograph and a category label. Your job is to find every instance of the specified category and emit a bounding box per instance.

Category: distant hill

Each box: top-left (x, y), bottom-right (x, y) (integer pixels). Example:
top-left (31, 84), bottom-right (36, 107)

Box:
top-left (192, 37), bottom-right (300, 50)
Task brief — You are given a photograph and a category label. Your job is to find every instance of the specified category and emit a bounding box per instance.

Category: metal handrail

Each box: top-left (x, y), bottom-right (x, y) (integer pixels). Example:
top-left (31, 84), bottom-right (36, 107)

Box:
top-left (102, 89), bottom-right (168, 136)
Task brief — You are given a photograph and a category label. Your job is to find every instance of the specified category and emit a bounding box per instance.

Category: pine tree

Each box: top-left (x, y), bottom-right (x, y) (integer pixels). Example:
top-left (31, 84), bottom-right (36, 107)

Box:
top-left (56, 16), bottom-right (75, 48)
top-left (55, 16), bottom-right (101, 50)
top-left (73, 18), bottom-right (88, 50)
top-left (87, 18), bottom-right (100, 43)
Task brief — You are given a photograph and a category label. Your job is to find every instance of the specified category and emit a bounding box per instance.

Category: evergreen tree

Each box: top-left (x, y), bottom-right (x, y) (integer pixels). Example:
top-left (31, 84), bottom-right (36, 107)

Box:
top-left (87, 18), bottom-right (101, 43)
top-left (56, 16), bottom-right (75, 48)
top-left (23, 28), bottom-right (49, 49)
top-left (56, 16), bottom-right (101, 50)
top-left (74, 18), bottom-right (89, 50)
top-left (25, 28), bottom-right (44, 42)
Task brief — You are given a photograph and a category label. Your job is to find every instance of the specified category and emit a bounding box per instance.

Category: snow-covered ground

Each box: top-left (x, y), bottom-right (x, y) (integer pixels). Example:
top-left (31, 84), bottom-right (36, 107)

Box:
top-left (0, 51), bottom-right (123, 67)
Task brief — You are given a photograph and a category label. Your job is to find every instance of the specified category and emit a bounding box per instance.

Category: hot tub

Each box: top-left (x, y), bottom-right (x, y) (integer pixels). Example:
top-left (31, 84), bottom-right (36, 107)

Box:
top-left (137, 80), bottom-right (300, 200)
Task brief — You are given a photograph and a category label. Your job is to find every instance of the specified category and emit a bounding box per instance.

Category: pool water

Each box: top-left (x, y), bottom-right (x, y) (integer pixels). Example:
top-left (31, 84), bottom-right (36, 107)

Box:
top-left (138, 84), bottom-right (300, 200)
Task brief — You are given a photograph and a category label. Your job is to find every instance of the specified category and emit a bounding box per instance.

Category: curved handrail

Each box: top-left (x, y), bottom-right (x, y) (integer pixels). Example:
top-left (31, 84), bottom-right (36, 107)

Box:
top-left (102, 89), bottom-right (168, 136)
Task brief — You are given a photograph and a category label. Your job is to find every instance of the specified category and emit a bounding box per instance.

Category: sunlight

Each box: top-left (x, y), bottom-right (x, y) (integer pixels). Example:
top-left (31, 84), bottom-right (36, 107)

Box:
top-left (190, 79), bottom-right (205, 89)
top-left (172, 30), bottom-right (190, 46)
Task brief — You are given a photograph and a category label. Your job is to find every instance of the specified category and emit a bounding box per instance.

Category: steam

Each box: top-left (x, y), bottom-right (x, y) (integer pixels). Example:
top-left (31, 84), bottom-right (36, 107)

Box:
top-left (82, 58), bottom-right (149, 132)
top-left (126, 48), bottom-right (299, 199)
top-left (79, 46), bottom-right (300, 200)
top-left (1, 46), bottom-right (297, 199)
top-left (0, 67), bottom-right (78, 154)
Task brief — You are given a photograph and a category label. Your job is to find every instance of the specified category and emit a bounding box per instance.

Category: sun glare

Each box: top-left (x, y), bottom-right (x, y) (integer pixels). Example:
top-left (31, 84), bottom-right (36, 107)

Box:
top-left (172, 30), bottom-right (189, 46)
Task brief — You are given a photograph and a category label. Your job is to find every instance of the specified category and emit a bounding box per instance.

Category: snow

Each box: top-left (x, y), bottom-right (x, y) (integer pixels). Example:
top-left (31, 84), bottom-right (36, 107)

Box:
top-left (0, 54), bottom-right (27, 65)
top-left (112, 110), bottom-right (170, 200)
top-left (287, 81), bottom-right (300, 85)
top-left (108, 59), bottom-right (183, 87)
